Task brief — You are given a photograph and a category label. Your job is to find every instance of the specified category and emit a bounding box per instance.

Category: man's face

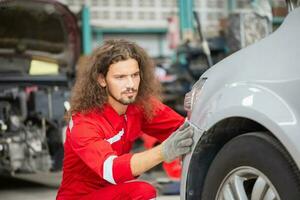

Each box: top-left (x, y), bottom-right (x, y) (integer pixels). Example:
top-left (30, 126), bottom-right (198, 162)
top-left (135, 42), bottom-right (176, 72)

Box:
top-left (98, 58), bottom-right (140, 106)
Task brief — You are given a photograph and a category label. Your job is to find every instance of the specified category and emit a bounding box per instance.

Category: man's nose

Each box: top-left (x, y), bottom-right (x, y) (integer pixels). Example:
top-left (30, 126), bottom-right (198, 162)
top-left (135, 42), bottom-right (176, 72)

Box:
top-left (126, 77), bottom-right (134, 88)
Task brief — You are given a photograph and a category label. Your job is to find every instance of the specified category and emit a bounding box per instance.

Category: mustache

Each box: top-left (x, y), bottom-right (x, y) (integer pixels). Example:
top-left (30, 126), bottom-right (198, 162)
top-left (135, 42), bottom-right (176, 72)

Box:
top-left (122, 88), bottom-right (138, 94)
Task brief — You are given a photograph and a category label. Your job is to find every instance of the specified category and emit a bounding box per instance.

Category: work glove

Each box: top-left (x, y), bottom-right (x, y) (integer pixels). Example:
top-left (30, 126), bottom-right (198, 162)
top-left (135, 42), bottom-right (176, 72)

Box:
top-left (162, 120), bottom-right (194, 163)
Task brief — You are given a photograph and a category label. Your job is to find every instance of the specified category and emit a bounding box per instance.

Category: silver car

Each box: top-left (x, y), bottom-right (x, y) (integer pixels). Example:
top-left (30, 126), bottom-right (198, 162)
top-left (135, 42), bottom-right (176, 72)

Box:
top-left (181, 1), bottom-right (300, 200)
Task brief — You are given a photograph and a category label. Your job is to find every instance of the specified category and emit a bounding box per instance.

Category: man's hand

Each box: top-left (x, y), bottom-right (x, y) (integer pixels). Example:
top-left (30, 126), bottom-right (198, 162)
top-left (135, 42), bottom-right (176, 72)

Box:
top-left (130, 120), bottom-right (194, 176)
top-left (162, 120), bottom-right (194, 163)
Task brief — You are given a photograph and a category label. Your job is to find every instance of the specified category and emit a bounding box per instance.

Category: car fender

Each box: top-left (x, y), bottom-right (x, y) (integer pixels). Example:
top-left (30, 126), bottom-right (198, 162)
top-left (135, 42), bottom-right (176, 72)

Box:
top-left (191, 81), bottom-right (300, 167)
top-left (181, 82), bottom-right (300, 199)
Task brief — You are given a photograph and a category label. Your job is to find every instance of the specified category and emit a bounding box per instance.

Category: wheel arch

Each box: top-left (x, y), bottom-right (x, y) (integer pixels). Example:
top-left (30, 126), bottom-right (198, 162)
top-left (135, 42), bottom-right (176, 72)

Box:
top-left (185, 117), bottom-right (281, 200)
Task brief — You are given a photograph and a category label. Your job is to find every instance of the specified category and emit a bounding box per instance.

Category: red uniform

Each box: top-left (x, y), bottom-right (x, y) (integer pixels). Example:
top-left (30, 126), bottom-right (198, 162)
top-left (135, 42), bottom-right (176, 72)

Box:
top-left (56, 100), bottom-right (184, 200)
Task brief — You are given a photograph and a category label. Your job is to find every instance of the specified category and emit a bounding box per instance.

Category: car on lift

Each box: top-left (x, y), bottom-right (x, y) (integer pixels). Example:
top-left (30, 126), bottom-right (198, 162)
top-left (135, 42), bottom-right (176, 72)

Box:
top-left (0, 0), bottom-right (80, 184)
top-left (181, 1), bottom-right (300, 199)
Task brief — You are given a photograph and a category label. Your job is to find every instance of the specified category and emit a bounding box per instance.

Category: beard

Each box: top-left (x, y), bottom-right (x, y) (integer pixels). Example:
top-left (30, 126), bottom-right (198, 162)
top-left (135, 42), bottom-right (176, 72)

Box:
top-left (107, 87), bottom-right (138, 105)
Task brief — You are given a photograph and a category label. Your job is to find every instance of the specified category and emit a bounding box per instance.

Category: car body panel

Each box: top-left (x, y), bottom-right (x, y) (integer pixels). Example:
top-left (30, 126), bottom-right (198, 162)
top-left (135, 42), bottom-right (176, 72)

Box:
top-left (181, 7), bottom-right (300, 199)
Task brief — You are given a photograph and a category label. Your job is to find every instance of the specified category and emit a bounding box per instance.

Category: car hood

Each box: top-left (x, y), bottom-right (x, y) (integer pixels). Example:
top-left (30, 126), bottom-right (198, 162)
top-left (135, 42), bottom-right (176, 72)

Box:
top-left (0, 0), bottom-right (80, 75)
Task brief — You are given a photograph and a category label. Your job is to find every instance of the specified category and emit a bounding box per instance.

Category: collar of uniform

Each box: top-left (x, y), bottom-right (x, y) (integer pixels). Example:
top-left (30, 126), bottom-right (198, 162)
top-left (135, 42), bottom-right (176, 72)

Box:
top-left (101, 103), bottom-right (140, 130)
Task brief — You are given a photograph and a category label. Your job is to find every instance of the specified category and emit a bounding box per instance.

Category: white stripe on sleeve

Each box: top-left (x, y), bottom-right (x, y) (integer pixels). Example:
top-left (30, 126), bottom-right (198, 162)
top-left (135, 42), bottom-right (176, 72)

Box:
top-left (103, 155), bottom-right (117, 184)
top-left (106, 128), bottom-right (124, 144)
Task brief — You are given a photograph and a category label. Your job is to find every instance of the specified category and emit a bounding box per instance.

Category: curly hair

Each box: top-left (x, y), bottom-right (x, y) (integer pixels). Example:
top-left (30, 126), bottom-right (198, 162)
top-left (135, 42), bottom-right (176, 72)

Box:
top-left (67, 39), bottom-right (161, 120)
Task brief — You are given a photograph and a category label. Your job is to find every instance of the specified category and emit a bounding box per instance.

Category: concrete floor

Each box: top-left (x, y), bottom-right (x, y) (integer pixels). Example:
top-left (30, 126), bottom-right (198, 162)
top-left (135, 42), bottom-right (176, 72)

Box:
top-left (0, 173), bottom-right (180, 200)
top-left (0, 188), bottom-right (179, 200)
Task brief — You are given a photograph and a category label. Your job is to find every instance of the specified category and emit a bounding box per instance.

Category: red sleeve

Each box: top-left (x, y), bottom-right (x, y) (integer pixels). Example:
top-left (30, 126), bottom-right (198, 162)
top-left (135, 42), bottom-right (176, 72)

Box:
top-left (68, 113), bottom-right (135, 184)
top-left (141, 99), bottom-right (185, 143)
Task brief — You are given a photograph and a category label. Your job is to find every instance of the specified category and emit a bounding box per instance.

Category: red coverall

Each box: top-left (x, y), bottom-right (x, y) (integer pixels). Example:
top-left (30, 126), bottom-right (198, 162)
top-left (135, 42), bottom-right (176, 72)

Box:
top-left (56, 100), bottom-right (184, 200)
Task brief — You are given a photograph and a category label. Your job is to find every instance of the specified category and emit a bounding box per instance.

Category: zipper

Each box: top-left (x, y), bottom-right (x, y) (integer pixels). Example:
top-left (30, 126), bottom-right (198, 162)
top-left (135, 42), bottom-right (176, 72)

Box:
top-left (121, 114), bottom-right (128, 153)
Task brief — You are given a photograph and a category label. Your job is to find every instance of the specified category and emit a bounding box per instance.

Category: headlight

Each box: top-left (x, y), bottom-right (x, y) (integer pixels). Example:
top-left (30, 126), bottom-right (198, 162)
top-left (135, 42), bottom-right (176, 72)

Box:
top-left (184, 77), bottom-right (207, 113)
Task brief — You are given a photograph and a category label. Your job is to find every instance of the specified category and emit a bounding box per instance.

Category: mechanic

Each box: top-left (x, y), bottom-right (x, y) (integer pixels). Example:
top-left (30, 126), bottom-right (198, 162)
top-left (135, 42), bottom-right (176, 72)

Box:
top-left (56, 39), bottom-right (194, 200)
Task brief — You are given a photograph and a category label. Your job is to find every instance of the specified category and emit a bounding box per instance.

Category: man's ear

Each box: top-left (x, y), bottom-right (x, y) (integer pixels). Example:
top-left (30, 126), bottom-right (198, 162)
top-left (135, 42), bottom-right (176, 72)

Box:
top-left (97, 74), bottom-right (106, 87)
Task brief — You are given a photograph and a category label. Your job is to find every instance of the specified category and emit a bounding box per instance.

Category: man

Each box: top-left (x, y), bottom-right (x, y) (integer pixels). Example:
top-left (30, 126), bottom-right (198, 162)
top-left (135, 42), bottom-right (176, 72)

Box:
top-left (56, 39), bottom-right (194, 200)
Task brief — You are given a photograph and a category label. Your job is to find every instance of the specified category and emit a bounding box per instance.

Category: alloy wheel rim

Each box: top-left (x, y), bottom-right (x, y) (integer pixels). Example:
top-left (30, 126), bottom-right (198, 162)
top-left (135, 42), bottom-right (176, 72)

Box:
top-left (216, 166), bottom-right (281, 200)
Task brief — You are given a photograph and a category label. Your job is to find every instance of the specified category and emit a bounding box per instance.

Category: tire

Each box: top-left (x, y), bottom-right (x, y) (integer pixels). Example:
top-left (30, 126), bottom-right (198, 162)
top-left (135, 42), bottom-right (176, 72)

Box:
top-left (47, 126), bottom-right (64, 171)
top-left (201, 132), bottom-right (300, 200)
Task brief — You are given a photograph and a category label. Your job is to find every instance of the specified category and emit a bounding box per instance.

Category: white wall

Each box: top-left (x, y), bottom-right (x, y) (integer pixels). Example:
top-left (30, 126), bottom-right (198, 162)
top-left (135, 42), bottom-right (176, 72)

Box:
top-left (91, 34), bottom-right (173, 57)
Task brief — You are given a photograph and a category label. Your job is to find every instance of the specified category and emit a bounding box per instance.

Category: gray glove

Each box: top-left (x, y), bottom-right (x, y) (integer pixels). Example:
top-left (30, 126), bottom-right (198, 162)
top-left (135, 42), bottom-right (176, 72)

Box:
top-left (162, 120), bottom-right (194, 163)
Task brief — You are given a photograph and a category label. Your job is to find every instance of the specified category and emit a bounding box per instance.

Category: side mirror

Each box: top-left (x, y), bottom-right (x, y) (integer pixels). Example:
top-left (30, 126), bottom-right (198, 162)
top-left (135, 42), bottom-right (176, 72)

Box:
top-left (286, 0), bottom-right (300, 12)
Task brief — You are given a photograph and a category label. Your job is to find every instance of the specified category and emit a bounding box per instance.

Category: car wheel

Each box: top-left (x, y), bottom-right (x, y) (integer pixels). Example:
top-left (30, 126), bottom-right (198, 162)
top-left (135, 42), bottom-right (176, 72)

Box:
top-left (201, 132), bottom-right (300, 200)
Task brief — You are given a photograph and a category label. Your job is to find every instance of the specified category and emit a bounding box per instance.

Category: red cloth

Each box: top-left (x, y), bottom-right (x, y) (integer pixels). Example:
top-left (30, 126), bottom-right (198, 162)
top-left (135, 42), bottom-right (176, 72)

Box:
top-left (140, 134), bottom-right (159, 149)
top-left (80, 181), bottom-right (156, 200)
top-left (162, 158), bottom-right (182, 180)
top-left (56, 99), bottom-right (184, 200)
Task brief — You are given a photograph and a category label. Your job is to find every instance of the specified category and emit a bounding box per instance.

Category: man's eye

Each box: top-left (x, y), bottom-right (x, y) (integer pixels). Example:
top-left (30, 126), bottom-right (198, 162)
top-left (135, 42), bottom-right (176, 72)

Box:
top-left (132, 73), bottom-right (140, 78)
top-left (116, 76), bottom-right (125, 79)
